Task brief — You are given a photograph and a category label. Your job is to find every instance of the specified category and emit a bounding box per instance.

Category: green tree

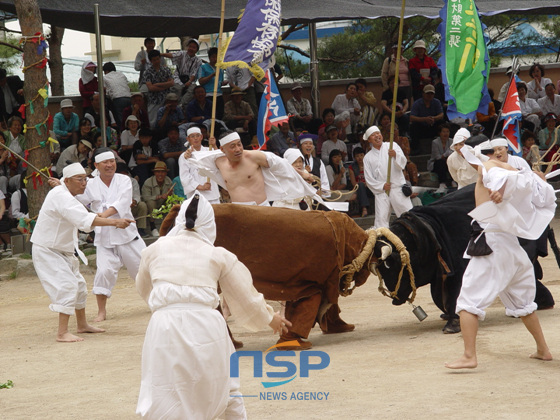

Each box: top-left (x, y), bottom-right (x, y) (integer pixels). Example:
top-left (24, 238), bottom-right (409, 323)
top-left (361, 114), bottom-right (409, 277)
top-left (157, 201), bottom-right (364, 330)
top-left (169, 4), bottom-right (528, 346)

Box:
top-left (0, 33), bottom-right (23, 72)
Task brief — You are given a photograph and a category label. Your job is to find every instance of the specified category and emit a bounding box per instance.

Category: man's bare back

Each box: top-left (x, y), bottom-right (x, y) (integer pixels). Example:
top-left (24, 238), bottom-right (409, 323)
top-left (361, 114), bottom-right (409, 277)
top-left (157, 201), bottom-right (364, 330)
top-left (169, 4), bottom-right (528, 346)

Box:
top-left (216, 149), bottom-right (269, 204)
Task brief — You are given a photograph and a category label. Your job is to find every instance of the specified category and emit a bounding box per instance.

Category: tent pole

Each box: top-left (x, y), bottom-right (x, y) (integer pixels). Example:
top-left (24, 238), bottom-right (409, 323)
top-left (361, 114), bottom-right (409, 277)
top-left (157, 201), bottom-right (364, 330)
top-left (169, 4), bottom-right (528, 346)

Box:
top-left (210, 0), bottom-right (226, 146)
top-left (309, 22), bottom-right (320, 118)
top-left (94, 3), bottom-right (107, 148)
top-left (386, 0), bottom-right (406, 195)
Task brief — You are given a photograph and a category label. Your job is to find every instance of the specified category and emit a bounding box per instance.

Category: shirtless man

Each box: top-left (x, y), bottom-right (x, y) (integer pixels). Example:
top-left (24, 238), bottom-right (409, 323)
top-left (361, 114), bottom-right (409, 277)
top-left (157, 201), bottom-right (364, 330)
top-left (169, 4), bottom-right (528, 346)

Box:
top-left (445, 151), bottom-right (554, 369)
top-left (185, 131), bottom-right (315, 205)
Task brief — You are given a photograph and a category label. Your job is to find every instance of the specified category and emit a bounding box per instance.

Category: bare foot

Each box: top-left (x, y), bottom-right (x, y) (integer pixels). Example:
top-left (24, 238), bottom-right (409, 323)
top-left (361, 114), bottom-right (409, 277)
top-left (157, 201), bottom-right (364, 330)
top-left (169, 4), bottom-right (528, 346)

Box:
top-left (56, 332), bottom-right (84, 343)
top-left (93, 312), bottom-right (106, 322)
top-left (445, 355), bottom-right (477, 369)
top-left (530, 350), bottom-right (553, 361)
top-left (77, 324), bottom-right (106, 334)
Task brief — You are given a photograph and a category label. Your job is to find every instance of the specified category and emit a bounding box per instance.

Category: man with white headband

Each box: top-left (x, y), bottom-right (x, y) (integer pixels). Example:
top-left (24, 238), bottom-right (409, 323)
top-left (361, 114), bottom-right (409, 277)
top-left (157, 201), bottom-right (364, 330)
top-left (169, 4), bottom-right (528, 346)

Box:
top-left (185, 130), bottom-right (321, 206)
top-left (447, 127), bottom-right (479, 189)
top-left (76, 148), bottom-right (146, 322)
top-left (491, 137), bottom-right (531, 171)
top-left (178, 126), bottom-right (220, 204)
top-left (363, 125), bottom-right (412, 228)
top-left (32, 163), bottom-right (134, 342)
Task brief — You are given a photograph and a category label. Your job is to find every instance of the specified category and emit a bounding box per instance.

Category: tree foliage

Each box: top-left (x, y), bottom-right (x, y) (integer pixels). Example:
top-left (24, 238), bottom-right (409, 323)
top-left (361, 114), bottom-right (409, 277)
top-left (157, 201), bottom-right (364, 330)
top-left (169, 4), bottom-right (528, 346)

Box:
top-left (280, 14), bottom-right (556, 80)
top-left (0, 33), bottom-right (23, 72)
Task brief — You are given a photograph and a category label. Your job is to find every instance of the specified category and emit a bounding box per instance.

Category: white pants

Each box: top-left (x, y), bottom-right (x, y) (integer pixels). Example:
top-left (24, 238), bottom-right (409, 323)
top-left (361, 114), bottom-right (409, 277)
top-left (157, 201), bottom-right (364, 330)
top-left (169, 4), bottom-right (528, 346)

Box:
top-left (93, 238), bottom-right (145, 297)
top-left (33, 244), bottom-right (87, 315)
top-left (373, 188), bottom-right (413, 228)
top-left (456, 231), bottom-right (537, 320)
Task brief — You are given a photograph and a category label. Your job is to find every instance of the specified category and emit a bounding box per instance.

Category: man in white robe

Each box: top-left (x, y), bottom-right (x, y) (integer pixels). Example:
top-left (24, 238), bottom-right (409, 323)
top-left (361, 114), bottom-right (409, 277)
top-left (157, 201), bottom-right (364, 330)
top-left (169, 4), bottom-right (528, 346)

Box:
top-left (490, 137), bottom-right (532, 171)
top-left (363, 126), bottom-right (412, 228)
top-left (136, 193), bottom-right (290, 419)
top-left (76, 149), bottom-right (146, 321)
top-left (447, 128), bottom-right (479, 189)
top-left (32, 163), bottom-right (134, 342)
top-left (178, 126), bottom-right (220, 203)
top-left (446, 150), bottom-right (555, 369)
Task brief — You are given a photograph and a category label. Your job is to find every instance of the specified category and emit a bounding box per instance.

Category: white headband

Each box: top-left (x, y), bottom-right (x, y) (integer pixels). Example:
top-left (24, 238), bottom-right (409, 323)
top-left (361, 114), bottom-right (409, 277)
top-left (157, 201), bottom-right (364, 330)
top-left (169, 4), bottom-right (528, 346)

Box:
top-left (187, 127), bottom-right (201, 137)
top-left (299, 136), bottom-right (314, 144)
top-left (220, 132), bottom-right (241, 146)
top-left (363, 126), bottom-right (380, 140)
top-left (95, 151), bottom-right (115, 163)
top-left (490, 138), bottom-right (508, 148)
top-left (62, 163), bottom-right (86, 178)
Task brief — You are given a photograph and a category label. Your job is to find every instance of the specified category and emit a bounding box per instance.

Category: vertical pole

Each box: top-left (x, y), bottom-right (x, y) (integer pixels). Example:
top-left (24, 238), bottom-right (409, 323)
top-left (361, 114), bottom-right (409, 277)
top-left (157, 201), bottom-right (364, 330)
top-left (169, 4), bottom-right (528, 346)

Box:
top-left (386, 0), bottom-right (407, 195)
top-left (309, 23), bottom-right (320, 117)
top-left (94, 4), bottom-right (107, 147)
top-left (210, 0), bottom-right (226, 144)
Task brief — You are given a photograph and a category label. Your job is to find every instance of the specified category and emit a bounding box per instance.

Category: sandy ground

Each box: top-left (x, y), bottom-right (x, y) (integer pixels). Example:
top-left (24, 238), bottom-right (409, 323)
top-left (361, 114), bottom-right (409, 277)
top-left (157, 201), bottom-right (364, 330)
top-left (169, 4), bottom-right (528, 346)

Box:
top-left (2, 229), bottom-right (560, 419)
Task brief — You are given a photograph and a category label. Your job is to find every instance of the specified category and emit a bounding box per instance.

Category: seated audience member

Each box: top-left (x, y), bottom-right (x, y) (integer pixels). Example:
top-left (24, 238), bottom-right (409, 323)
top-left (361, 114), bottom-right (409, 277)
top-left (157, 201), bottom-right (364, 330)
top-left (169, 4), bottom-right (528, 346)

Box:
top-left (446, 128), bottom-right (477, 189)
top-left (408, 39), bottom-right (438, 101)
top-left (518, 82), bottom-right (542, 132)
top-left (120, 115), bottom-right (140, 167)
top-left (409, 84), bottom-right (444, 155)
top-left (156, 92), bottom-right (187, 139)
top-left (427, 123), bottom-right (453, 187)
top-left (116, 162), bottom-right (148, 237)
top-left (286, 84), bottom-right (321, 134)
top-left (185, 85), bottom-right (212, 124)
top-left (121, 92), bottom-right (150, 131)
top-left (161, 38), bottom-right (202, 105)
top-left (381, 44), bottom-right (410, 96)
top-left (395, 134), bottom-right (419, 187)
top-left (158, 126), bottom-right (186, 179)
top-left (141, 161), bottom-right (174, 237)
top-left (331, 83), bottom-right (361, 138)
top-left (77, 118), bottom-right (94, 144)
top-left (4, 115), bottom-right (25, 190)
top-left (84, 92), bottom-right (117, 131)
top-left (223, 87), bottom-right (255, 146)
top-left (268, 122), bottom-right (297, 157)
top-left (226, 65), bottom-right (260, 116)
top-left (521, 130), bottom-right (539, 166)
top-left (102, 61), bottom-right (132, 130)
top-left (79, 61), bottom-right (98, 109)
top-left (0, 68), bottom-right (24, 126)
top-left (380, 75), bottom-right (410, 135)
top-left (317, 107), bottom-right (336, 154)
top-left (56, 139), bottom-right (93, 176)
top-left (538, 113), bottom-right (558, 150)
top-left (197, 47), bottom-right (227, 120)
top-left (527, 63), bottom-right (551, 100)
top-left (378, 113), bottom-right (393, 142)
top-left (348, 146), bottom-right (372, 217)
top-left (298, 133), bottom-right (330, 197)
top-left (11, 173), bottom-right (34, 236)
top-left (144, 49), bottom-right (175, 129)
top-left (133, 128), bottom-right (160, 186)
top-left (355, 78), bottom-right (377, 132)
top-left (537, 83), bottom-right (560, 119)
top-left (321, 124), bottom-right (348, 165)
top-left (0, 189), bottom-right (10, 253)
top-left (0, 131), bottom-right (10, 194)
top-left (476, 99), bottom-right (498, 134)
top-left (53, 99), bottom-right (79, 149)
top-left (326, 149), bottom-right (348, 192)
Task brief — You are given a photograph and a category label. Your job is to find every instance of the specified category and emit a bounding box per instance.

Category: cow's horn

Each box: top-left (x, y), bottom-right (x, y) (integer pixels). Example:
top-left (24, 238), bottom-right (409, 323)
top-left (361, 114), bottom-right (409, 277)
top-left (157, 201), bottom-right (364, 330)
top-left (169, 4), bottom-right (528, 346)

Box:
top-left (380, 245), bottom-right (392, 261)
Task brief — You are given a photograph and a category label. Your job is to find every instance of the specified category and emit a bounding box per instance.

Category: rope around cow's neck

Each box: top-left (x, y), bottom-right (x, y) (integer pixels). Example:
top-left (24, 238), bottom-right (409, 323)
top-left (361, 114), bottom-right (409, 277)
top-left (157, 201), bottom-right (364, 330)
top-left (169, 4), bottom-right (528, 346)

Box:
top-left (339, 227), bottom-right (416, 305)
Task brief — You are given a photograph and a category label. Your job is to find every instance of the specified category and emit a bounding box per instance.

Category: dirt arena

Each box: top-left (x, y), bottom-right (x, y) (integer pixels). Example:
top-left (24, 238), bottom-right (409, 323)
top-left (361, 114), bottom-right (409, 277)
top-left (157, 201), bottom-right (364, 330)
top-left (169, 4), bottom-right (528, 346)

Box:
top-left (2, 224), bottom-right (560, 419)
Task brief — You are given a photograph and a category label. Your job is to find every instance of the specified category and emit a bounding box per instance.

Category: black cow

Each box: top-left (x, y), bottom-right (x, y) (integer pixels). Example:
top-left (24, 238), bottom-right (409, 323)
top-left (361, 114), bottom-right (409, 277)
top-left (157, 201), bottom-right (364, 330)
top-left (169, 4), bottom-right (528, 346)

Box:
top-left (372, 184), bottom-right (555, 333)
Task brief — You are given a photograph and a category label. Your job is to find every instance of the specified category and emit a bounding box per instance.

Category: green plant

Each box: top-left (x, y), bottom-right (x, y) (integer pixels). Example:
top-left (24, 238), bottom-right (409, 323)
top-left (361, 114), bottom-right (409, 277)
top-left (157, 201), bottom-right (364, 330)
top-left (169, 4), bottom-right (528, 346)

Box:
top-left (151, 194), bottom-right (185, 219)
top-left (0, 380), bottom-right (14, 389)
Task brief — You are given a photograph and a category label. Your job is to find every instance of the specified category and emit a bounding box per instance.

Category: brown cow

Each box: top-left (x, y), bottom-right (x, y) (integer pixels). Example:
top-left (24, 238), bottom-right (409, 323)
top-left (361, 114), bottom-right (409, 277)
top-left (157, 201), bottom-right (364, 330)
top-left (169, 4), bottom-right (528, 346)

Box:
top-left (161, 203), bottom-right (371, 350)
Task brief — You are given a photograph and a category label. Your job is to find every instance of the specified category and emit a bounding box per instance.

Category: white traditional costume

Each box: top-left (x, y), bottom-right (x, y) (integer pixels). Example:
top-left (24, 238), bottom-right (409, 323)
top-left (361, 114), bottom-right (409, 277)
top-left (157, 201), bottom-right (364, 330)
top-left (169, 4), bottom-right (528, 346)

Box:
top-left (178, 128), bottom-right (220, 204)
top-left (31, 164), bottom-right (97, 315)
top-left (76, 153), bottom-right (145, 296)
top-left (188, 135), bottom-right (322, 207)
top-left (456, 164), bottom-right (556, 320)
top-left (363, 127), bottom-right (412, 228)
top-left (271, 148), bottom-right (311, 210)
top-left (136, 194), bottom-right (274, 420)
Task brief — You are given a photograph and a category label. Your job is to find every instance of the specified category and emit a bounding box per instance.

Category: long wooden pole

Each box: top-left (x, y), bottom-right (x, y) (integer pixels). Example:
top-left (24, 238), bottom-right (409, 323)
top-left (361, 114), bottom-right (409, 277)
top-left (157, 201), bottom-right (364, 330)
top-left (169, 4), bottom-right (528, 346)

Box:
top-left (386, 0), bottom-right (407, 195)
top-left (209, 0), bottom-right (226, 145)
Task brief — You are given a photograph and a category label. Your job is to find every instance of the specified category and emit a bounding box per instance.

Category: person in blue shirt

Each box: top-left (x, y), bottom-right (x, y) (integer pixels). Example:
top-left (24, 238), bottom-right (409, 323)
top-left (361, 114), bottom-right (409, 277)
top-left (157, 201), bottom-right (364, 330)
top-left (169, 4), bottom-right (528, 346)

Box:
top-left (53, 99), bottom-right (80, 150)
